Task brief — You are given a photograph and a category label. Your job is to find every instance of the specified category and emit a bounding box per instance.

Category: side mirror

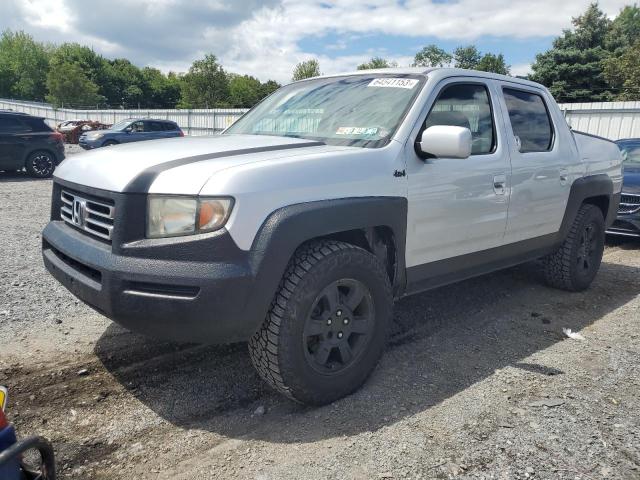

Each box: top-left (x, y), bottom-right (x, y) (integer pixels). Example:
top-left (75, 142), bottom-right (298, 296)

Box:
top-left (416, 125), bottom-right (472, 159)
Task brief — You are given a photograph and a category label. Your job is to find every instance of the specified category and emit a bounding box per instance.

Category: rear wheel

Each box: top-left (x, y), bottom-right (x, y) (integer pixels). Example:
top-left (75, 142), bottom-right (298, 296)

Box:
top-left (542, 203), bottom-right (605, 291)
top-left (25, 150), bottom-right (55, 178)
top-left (249, 240), bottom-right (393, 405)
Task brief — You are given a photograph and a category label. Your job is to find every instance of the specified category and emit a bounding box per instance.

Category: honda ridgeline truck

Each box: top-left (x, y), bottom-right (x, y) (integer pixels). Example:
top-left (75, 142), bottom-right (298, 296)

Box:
top-left (42, 69), bottom-right (623, 405)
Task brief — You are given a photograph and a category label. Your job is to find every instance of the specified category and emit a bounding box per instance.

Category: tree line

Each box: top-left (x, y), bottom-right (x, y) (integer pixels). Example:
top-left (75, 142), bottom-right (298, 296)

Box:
top-left (1, 3), bottom-right (639, 109)
top-left (0, 32), bottom-right (280, 109)
top-left (530, 3), bottom-right (640, 102)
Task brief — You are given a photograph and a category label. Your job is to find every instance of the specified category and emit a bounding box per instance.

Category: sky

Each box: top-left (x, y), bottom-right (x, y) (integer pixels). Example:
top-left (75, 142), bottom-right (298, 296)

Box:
top-left (1, 0), bottom-right (632, 83)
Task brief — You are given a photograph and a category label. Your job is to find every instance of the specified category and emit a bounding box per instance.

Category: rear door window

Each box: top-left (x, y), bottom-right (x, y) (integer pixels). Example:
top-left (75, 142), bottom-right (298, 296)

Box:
top-left (502, 88), bottom-right (553, 152)
top-left (0, 116), bottom-right (28, 133)
top-left (24, 117), bottom-right (51, 132)
top-left (148, 121), bottom-right (166, 132)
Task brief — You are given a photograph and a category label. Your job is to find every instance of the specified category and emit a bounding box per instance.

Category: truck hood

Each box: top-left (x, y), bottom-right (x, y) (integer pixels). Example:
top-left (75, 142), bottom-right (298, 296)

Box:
top-left (54, 135), bottom-right (332, 194)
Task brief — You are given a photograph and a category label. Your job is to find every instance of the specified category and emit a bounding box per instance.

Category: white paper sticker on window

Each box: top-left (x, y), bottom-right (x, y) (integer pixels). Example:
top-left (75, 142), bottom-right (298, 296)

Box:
top-left (335, 127), bottom-right (379, 136)
top-left (368, 78), bottom-right (419, 89)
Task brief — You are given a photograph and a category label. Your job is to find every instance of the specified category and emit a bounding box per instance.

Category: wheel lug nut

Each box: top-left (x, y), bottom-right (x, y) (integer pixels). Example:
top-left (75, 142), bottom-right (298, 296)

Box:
top-left (336, 310), bottom-right (342, 317)
top-left (337, 332), bottom-right (343, 339)
top-left (343, 318), bottom-right (349, 325)
top-left (327, 319), bottom-right (332, 325)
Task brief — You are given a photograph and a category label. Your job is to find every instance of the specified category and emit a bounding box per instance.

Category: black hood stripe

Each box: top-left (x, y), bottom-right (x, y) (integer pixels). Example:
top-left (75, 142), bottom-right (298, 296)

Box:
top-left (124, 141), bottom-right (325, 193)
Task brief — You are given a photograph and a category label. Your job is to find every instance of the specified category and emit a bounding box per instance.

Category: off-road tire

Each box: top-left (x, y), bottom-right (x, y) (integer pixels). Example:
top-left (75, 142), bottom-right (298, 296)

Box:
top-left (248, 240), bottom-right (393, 405)
top-left (542, 203), bottom-right (605, 292)
top-left (25, 150), bottom-right (55, 178)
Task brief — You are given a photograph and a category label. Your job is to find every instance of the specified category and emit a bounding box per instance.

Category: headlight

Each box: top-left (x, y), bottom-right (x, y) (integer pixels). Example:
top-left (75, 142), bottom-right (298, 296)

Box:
top-left (87, 133), bottom-right (104, 139)
top-left (147, 196), bottom-right (233, 238)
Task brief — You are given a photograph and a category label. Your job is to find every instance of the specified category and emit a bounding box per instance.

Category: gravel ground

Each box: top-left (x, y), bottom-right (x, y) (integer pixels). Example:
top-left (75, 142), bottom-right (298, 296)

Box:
top-left (0, 148), bottom-right (639, 479)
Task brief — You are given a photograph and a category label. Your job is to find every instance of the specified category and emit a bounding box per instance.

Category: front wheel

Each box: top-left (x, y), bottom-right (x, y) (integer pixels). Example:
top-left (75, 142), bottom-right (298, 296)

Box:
top-left (541, 203), bottom-right (605, 291)
top-left (25, 150), bottom-right (55, 178)
top-left (249, 240), bottom-right (393, 405)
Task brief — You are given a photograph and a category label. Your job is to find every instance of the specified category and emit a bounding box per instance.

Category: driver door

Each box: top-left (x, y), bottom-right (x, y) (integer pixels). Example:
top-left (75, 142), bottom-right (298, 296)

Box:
top-left (405, 79), bottom-right (511, 278)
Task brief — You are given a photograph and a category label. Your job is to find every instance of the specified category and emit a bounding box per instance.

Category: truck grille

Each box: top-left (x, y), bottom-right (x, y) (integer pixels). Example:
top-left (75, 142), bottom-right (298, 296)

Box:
top-left (618, 193), bottom-right (640, 215)
top-left (60, 190), bottom-right (115, 241)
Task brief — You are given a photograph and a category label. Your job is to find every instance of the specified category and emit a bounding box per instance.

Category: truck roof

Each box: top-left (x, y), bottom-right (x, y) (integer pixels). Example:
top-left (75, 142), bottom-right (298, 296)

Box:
top-left (310, 67), bottom-right (546, 90)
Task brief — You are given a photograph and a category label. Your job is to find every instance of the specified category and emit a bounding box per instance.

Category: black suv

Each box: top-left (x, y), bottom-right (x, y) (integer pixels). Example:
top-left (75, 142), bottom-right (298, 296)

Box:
top-left (0, 111), bottom-right (65, 178)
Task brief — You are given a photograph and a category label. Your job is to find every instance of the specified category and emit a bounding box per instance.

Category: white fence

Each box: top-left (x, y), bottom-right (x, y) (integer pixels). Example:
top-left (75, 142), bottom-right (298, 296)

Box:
top-left (2, 98), bottom-right (640, 141)
top-left (558, 101), bottom-right (640, 140)
top-left (0, 99), bottom-right (248, 136)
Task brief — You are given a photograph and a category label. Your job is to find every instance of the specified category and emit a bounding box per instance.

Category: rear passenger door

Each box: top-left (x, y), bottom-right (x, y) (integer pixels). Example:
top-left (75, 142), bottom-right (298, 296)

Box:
top-left (148, 121), bottom-right (169, 140)
top-left (405, 79), bottom-right (511, 269)
top-left (0, 116), bottom-right (29, 169)
top-left (496, 85), bottom-right (573, 242)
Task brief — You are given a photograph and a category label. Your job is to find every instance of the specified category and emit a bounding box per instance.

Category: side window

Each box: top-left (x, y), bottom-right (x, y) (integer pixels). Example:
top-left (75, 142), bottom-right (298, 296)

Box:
top-left (424, 83), bottom-right (495, 155)
top-left (0, 117), bottom-right (28, 133)
top-left (131, 121), bottom-right (146, 132)
top-left (503, 88), bottom-right (553, 152)
top-left (148, 121), bottom-right (165, 132)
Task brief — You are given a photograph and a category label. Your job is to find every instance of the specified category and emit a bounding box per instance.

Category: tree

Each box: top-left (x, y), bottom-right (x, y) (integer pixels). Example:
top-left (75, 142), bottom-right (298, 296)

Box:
top-left (453, 45), bottom-right (481, 69)
top-left (530, 3), bottom-right (613, 102)
top-left (141, 67), bottom-right (182, 108)
top-left (45, 61), bottom-right (104, 107)
top-left (603, 5), bottom-right (640, 99)
top-left (357, 57), bottom-right (397, 70)
top-left (102, 58), bottom-right (141, 107)
top-left (228, 74), bottom-right (263, 108)
top-left (292, 59), bottom-right (320, 81)
top-left (179, 54), bottom-right (230, 108)
top-left (605, 4), bottom-right (640, 52)
top-left (413, 44), bottom-right (452, 67)
top-left (259, 80), bottom-right (281, 99)
top-left (0, 30), bottom-right (50, 100)
top-left (604, 39), bottom-right (640, 100)
top-left (476, 53), bottom-right (510, 75)
top-left (49, 43), bottom-right (111, 103)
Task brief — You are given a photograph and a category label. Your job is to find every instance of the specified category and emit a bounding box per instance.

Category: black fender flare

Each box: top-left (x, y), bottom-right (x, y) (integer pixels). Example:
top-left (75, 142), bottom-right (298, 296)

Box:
top-left (242, 197), bottom-right (408, 334)
top-left (559, 174), bottom-right (618, 239)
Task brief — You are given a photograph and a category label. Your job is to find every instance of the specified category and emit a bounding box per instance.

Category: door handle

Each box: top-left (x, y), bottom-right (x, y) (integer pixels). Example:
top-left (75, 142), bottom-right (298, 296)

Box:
top-left (493, 174), bottom-right (507, 195)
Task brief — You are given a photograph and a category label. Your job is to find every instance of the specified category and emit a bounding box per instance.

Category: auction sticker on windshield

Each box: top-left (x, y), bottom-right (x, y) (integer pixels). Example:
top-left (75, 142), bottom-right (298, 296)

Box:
top-left (335, 127), bottom-right (379, 136)
top-left (368, 78), bottom-right (419, 89)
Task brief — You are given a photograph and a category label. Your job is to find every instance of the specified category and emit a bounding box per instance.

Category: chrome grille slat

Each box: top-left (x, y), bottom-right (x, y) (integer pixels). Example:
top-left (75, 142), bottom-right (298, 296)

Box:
top-left (85, 205), bottom-right (115, 219)
top-left (618, 193), bottom-right (640, 214)
top-left (60, 190), bottom-right (115, 241)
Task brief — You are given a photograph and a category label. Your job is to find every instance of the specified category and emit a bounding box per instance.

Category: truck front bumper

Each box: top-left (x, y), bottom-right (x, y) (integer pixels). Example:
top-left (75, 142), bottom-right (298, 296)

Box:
top-left (42, 220), bottom-right (262, 344)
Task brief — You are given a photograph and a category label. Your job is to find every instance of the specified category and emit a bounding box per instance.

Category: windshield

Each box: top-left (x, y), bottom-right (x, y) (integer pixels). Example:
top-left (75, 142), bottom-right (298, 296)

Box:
top-left (110, 120), bottom-right (133, 131)
top-left (619, 143), bottom-right (640, 165)
top-left (225, 74), bottom-right (425, 148)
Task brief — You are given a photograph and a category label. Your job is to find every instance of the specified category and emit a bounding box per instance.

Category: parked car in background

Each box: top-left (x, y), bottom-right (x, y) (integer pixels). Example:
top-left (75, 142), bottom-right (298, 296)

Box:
top-left (79, 118), bottom-right (184, 149)
top-left (0, 111), bottom-right (65, 178)
top-left (57, 120), bottom-right (110, 144)
top-left (607, 138), bottom-right (640, 237)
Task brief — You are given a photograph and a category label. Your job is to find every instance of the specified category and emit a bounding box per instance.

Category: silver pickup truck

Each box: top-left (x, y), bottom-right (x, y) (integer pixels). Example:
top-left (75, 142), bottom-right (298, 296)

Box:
top-left (42, 68), bottom-right (623, 405)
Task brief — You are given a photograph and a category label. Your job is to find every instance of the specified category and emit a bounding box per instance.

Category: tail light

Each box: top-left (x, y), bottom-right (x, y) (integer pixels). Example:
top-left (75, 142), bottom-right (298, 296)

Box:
top-left (179, 130), bottom-right (185, 137)
top-left (50, 132), bottom-right (64, 143)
